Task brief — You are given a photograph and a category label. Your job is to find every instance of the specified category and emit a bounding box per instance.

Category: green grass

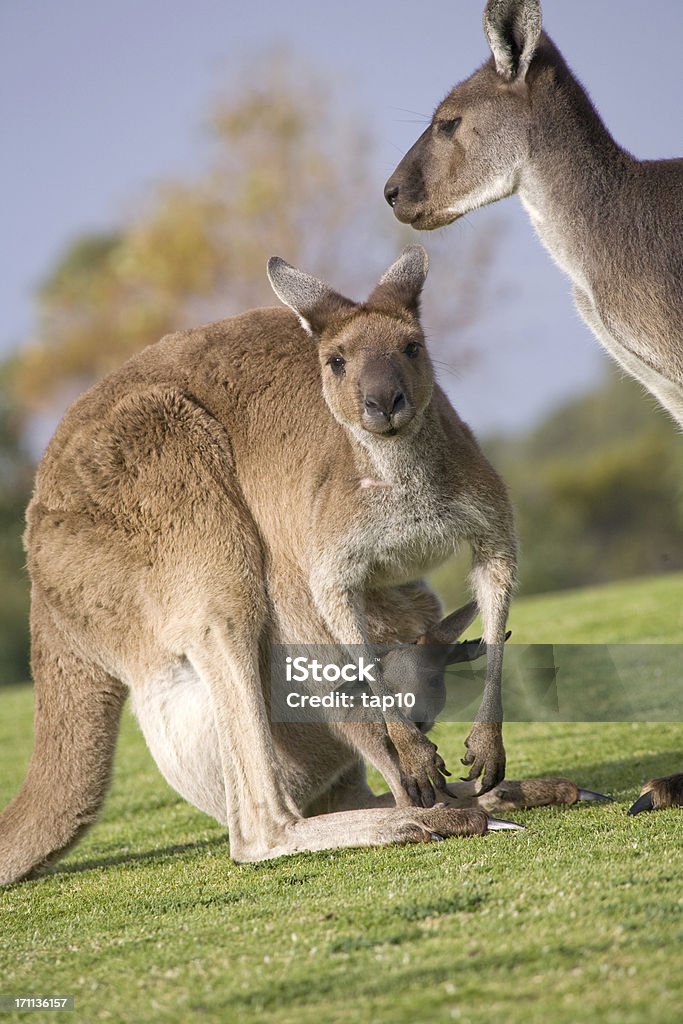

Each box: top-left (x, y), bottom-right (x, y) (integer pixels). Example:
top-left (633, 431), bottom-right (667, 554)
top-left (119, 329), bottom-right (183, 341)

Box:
top-left (506, 572), bottom-right (683, 644)
top-left (1, 574), bottom-right (682, 1024)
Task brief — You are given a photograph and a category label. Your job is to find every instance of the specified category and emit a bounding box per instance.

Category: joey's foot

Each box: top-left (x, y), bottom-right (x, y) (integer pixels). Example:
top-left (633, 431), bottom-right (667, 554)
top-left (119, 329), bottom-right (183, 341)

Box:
top-left (388, 720), bottom-right (450, 808)
top-left (461, 721), bottom-right (505, 793)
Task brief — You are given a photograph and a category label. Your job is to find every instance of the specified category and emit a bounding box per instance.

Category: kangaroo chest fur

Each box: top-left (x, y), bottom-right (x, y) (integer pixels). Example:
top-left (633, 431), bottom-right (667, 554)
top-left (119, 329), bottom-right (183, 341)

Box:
top-left (330, 424), bottom-right (477, 590)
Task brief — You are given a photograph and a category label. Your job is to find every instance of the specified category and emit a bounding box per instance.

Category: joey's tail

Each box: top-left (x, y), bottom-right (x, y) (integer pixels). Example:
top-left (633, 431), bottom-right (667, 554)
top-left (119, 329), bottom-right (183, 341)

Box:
top-left (0, 613), bottom-right (125, 886)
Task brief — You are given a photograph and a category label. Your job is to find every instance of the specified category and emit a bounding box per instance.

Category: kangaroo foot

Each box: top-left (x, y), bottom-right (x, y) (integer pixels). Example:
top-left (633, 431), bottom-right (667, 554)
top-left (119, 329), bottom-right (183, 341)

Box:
top-left (627, 773), bottom-right (683, 815)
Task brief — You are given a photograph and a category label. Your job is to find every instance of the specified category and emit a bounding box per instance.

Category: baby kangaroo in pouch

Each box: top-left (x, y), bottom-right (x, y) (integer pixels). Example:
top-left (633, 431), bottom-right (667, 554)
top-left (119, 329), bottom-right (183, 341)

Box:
top-left (1, 246), bottom-right (602, 886)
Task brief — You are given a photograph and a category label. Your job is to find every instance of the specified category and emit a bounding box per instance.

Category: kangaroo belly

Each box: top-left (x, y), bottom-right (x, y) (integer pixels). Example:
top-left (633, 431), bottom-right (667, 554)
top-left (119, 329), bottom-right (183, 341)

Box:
top-left (608, 343), bottom-right (683, 428)
top-left (575, 289), bottom-right (683, 428)
top-left (131, 661), bottom-right (228, 825)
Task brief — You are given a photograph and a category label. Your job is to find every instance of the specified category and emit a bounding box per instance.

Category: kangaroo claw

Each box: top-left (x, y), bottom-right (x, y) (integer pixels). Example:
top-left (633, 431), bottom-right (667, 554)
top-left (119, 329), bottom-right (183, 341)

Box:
top-left (577, 788), bottom-right (613, 803)
top-left (429, 832), bottom-right (445, 841)
top-left (486, 817), bottom-right (525, 832)
top-left (627, 792), bottom-right (654, 816)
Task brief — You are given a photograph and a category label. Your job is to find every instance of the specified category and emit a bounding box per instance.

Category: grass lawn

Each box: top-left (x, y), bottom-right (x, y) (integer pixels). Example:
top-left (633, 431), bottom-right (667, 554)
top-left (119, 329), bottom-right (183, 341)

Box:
top-left (1, 573), bottom-right (681, 1024)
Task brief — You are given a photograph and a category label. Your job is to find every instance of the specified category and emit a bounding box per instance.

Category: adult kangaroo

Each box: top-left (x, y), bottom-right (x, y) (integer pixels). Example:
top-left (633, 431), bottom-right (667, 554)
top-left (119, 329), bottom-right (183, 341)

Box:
top-left (1, 246), bottom-right (608, 886)
top-left (384, 0), bottom-right (683, 812)
top-left (385, 0), bottom-right (683, 427)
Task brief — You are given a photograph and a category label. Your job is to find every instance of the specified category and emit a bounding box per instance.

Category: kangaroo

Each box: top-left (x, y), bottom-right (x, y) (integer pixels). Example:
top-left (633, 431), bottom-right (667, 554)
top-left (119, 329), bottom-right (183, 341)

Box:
top-left (384, 0), bottom-right (683, 818)
top-left (384, 0), bottom-right (683, 427)
top-left (1, 246), bottom-right (604, 886)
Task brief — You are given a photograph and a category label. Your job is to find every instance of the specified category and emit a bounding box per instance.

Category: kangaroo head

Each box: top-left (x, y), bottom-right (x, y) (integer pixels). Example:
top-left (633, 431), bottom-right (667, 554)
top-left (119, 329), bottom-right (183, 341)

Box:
top-left (267, 246), bottom-right (433, 439)
top-left (381, 600), bottom-right (483, 731)
top-left (384, 0), bottom-right (543, 230)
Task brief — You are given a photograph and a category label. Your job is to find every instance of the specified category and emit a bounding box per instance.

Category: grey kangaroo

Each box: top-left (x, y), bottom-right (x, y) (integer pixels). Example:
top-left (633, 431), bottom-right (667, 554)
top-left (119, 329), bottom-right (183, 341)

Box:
top-left (385, 0), bottom-right (683, 427)
top-left (0, 247), bottom-right (604, 886)
top-left (385, 0), bottom-right (683, 805)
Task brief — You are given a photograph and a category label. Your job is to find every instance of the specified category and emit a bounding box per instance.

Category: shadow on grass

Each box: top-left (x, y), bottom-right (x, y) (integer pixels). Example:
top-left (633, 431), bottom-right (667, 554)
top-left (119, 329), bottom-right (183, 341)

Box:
top-left (47, 834), bottom-right (228, 879)
top-left (552, 750), bottom-right (683, 797)
top-left (215, 928), bottom-right (678, 1017)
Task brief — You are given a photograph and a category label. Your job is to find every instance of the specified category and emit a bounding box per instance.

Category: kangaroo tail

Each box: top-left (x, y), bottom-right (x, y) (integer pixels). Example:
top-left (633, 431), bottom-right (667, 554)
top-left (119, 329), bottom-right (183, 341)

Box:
top-left (0, 607), bottom-right (125, 886)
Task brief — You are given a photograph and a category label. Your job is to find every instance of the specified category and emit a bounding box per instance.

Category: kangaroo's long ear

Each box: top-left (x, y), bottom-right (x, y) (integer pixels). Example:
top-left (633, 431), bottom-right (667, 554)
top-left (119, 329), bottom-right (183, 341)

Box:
top-left (367, 245), bottom-right (429, 316)
top-left (484, 0), bottom-right (542, 82)
top-left (267, 257), bottom-right (356, 336)
top-left (418, 600), bottom-right (479, 646)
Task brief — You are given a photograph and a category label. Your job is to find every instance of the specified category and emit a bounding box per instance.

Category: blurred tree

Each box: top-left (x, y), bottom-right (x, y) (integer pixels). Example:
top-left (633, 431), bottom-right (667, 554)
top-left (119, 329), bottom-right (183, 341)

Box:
top-left (435, 371), bottom-right (683, 603)
top-left (0, 376), bottom-right (32, 683)
top-left (508, 375), bottom-right (683, 594)
top-left (13, 52), bottom-right (495, 414)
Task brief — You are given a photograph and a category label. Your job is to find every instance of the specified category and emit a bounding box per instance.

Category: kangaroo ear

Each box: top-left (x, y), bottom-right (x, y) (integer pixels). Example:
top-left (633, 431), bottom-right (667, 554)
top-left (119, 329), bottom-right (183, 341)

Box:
top-left (417, 600), bottom-right (479, 646)
top-left (484, 0), bottom-right (542, 81)
top-left (416, 601), bottom-right (493, 668)
top-left (267, 257), bottom-right (355, 336)
top-left (368, 245), bottom-right (429, 315)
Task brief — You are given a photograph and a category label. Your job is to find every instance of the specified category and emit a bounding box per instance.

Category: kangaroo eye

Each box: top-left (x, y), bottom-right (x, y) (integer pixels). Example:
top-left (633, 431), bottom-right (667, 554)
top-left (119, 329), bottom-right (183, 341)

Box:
top-left (404, 342), bottom-right (421, 359)
top-left (437, 117), bottom-right (461, 137)
top-left (327, 355), bottom-right (346, 376)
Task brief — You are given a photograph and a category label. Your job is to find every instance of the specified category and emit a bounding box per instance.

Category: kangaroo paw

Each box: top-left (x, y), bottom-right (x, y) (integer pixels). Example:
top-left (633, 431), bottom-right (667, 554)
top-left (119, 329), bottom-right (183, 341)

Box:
top-left (627, 773), bottom-right (683, 814)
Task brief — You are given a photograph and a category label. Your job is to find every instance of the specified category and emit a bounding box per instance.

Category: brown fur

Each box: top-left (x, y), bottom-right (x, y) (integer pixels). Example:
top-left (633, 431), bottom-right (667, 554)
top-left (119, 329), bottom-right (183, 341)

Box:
top-left (1, 246), bottom-right (594, 885)
top-left (628, 773), bottom-right (683, 814)
top-left (385, 0), bottom-right (683, 426)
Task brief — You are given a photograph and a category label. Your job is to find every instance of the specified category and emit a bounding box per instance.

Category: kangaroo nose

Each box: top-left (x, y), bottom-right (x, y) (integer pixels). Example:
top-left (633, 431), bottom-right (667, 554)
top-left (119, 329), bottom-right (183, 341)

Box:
top-left (364, 390), bottom-right (406, 419)
top-left (390, 390), bottom-right (406, 415)
top-left (364, 395), bottom-right (386, 418)
top-left (384, 183), bottom-right (399, 208)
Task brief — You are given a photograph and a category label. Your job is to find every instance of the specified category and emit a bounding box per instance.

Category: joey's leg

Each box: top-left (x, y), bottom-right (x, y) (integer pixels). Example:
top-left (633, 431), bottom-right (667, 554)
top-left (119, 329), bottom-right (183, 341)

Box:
top-left (464, 548), bottom-right (516, 792)
top-left (309, 571), bottom-right (450, 806)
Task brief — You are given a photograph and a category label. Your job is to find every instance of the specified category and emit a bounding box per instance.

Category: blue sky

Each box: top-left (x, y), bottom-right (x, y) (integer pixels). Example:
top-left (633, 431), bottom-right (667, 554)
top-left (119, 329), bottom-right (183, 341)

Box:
top-left (2, 0), bottom-right (681, 433)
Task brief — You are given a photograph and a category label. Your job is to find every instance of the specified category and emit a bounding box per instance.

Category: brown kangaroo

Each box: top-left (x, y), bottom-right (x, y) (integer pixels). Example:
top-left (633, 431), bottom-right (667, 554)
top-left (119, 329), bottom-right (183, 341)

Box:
top-left (385, 0), bottom-right (683, 427)
top-left (0, 246), bottom-right (604, 886)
